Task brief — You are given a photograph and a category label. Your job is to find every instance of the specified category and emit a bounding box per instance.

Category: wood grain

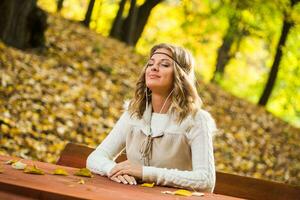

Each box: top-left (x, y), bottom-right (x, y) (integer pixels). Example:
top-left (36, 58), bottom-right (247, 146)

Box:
top-left (0, 155), bottom-right (240, 200)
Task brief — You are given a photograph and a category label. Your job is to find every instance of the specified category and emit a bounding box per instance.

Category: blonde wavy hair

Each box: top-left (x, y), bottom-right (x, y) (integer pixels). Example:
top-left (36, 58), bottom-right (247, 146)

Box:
top-left (128, 43), bottom-right (202, 123)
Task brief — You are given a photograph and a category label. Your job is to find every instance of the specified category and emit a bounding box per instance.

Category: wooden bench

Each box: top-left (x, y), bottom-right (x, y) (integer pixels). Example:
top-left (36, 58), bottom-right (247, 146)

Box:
top-left (57, 143), bottom-right (300, 200)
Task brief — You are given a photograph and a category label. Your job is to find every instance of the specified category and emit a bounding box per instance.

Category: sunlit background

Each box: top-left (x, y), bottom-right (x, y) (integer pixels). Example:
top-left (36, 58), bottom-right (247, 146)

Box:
top-left (38, 0), bottom-right (300, 128)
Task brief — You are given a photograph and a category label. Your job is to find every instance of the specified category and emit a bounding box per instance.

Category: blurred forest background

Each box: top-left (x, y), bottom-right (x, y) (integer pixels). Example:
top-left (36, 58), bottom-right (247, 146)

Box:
top-left (37, 0), bottom-right (300, 127)
top-left (0, 0), bottom-right (299, 186)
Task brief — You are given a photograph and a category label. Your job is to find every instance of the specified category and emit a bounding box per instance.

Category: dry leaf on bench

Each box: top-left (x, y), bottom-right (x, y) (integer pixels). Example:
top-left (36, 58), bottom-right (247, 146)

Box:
top-left (12, 161), bottom-right (27, 170)
top-left (192, 192), bottom-right (204, 197)
top-left (174, 189), bottom-right (193, 197)
top-left (53, 168), bottom-right (68, 176)
top-left (24, 165), bottom-right (45, 175)
top-left (162, 189), bottom-right (203, 197)
top-left (161, 191), bottom-right (173, 195)
top-left (141, 182), bottom-right (155, 187)
top-left (78, 179), bottom-right (85, 184)
top-left (5, 159), bottom-right (19, 165)
top-left (74, 168), bottom-right (93, 178)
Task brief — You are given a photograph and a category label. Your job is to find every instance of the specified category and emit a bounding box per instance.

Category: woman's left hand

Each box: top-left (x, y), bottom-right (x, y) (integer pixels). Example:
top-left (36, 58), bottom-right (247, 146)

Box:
top-left (108, 160), bottom-right (143, 180)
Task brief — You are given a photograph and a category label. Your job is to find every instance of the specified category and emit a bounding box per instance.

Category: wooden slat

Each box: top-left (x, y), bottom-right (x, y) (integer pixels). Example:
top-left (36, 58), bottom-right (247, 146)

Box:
top-left (57, 143), bottom-right (300, 200)
top-left (56, 143), bottom-right (94, 168)
top-left (214, 171), bottom-right (300, 200)
top-left (56, 143), bottom-right (127, 168)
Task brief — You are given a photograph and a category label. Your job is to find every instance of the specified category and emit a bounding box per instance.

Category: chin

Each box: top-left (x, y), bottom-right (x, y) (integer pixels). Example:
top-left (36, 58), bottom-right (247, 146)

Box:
top-left (146, 84), bottom-right (157, 91)
top-left (147, 85), bottom-right (166, 92)
top-left (146, 82), bottom-right (158, 89)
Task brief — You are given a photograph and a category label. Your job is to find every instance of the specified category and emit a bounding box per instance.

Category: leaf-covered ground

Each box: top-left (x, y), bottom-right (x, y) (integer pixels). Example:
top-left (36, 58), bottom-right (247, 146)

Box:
top-left (0, 14), bottom-right (299, 186)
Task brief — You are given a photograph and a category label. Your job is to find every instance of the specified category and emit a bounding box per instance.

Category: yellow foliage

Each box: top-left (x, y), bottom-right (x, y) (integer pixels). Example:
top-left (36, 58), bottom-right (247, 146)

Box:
top-left (77, 179), bottom-right (85, 184)
top-left (12, 161), bottom-right (27, 170)
top-left (24, 165), bottom-right (45, 175)
top-left (74, 168), bottom-right (93, 178)
top-left (53, 168), bottom-right (68, 176)
top-left (173, 189), bottom-right (193, 197)
top-left (141, 182), bottom-right (155, 187)
top-left (5, 159), bottom-right (19, 165)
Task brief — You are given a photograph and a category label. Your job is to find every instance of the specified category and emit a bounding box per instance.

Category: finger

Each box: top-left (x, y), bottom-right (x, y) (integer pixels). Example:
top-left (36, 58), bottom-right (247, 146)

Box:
top-left (110, 176), bottom-right (121, 183)
top-left (133, 176), bottom-right (137, 185)
top-left (118, 175), bottom-right (128, 184)
top-left (123, 174), bottom-right (134, 185)
top-left (112, 169), bottom-right (130, 178)
top-left (129, 175), bottom-right (137, 185)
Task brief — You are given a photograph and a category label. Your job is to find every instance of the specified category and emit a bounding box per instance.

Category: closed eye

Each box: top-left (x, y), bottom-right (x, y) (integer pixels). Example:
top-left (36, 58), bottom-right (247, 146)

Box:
top-left (146, 60), bottom-right (171, 68)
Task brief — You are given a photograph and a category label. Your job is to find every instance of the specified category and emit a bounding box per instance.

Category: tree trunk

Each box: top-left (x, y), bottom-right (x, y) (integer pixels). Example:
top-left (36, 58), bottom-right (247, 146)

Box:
top-left (57, 0), bottom-right (64, 12)
top-left (211, 15), bottom-right (238, 83)
top-left (131, 0), bottom-right (162, 45)
top-left (111, 0), bottom-right (162, 46)
top-left (109, 0), bottom-right (127, 39)
top-left (83, 0), bottom-right (96, 27)
top-left (258, 18), bottom-right (293, 105)
top-left (119, 0), bottom-right (137, 43)
top-left (0, 0), bottom-right (47, 49)
top-left (125, 0), bottom-right (138, 45)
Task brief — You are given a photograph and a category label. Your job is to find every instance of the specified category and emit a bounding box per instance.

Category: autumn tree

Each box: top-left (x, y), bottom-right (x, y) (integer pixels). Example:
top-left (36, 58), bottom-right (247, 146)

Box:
top-left (110, 0), bottom-right (127, 39)
top-left (211, 0), bottom-right (259, 83)
top-left (110, 0), bottom-right (163, 46)
top-left (83, 0), bottom-right (96, 27)
top-left (211, 11), bottom-right (241, 82)
top-left (57, 0), bottom-right (64, 12)
top-left (0, 0), bottom-right (47, 49)
top-left (258, 0), bottom-right (300, 105)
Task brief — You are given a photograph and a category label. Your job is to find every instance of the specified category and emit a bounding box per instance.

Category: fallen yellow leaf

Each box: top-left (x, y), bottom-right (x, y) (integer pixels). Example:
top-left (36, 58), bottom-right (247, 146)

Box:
top-left (74, 168), bottom-right (93, 178)
top-left (53, 168), bottom-right (68, 176)
top-left (192, 192), bottom-right (204, 197)
top-left (78, 179), bottom-right (85, 184)
top-left (5, 159), bottom-right (19, 165)
top-left (24, 165), bottom-right (45, 175)
top-left (162, 189), bottom-right (198, 197)
top-left (173, 189), bottom-right (193, 197)
top-left (161, 191), bottom-right (173, 194)
top-left (141, 182), bottom-right (155, 187)
top-left (12, 161), bottom-right (27, 170)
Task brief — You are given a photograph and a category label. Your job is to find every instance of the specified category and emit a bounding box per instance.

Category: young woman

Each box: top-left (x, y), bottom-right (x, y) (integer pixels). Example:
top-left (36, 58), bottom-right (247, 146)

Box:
top-left (87, 43), bottom-right (217, 192)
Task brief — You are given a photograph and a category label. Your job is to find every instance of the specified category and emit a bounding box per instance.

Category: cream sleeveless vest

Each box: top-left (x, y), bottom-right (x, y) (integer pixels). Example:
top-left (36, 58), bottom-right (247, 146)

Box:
top-left (125, 105), bottom-right (193, 171)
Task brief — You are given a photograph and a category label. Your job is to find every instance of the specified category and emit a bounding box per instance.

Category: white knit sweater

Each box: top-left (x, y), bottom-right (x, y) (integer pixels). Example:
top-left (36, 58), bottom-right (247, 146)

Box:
top-left (86, 107), bottom-right (217, 192)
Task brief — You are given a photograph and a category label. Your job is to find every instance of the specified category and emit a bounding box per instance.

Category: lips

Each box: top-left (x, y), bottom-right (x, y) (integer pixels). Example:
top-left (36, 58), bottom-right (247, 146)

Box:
top-left (148, 74), bottom-right (161, 79)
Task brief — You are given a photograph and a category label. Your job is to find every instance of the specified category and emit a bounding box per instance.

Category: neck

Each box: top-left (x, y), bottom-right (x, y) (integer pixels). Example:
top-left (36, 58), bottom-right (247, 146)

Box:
top-left (151, 91), bottom-right (172, 114)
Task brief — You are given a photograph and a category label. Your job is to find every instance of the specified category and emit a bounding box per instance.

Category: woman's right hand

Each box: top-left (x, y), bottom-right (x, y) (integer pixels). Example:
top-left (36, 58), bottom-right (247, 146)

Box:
top-left (109, 174), bottom-right (137, 185)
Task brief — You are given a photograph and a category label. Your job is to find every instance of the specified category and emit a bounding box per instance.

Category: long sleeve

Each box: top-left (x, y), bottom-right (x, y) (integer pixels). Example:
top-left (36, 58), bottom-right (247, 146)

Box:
top-left (142, 110), bottom-right (217, 192)
top-left (86, 111), bottom-right (131, 176)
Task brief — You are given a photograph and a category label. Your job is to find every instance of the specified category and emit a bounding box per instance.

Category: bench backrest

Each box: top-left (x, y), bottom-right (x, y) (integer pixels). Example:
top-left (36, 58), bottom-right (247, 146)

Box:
top-left (57, 143), bottom-right (300, 200)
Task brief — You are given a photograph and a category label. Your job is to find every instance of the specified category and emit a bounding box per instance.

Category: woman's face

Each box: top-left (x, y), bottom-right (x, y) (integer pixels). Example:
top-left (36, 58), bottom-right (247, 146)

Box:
top-left (145, 48), bottom-right (174, 94)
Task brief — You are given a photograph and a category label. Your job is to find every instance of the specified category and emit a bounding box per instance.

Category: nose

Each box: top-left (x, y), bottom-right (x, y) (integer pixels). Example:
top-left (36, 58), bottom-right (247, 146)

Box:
top-left (150, 63), bottom-right (159, 71)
